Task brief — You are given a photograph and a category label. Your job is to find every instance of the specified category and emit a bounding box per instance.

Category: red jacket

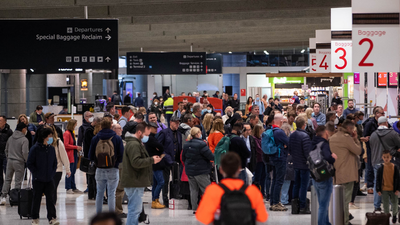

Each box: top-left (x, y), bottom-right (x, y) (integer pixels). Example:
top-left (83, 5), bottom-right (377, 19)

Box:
top-left (63, 130), bottom-right (77, 163)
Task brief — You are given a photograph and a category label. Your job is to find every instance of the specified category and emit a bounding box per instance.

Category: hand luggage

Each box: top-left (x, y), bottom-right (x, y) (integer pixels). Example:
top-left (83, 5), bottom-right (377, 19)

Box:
top-left (138, 205), bottom-right (150, 224)
top-left (365, 210), bottom-right (391, 225)
top-left (169, 162), bottom-right (180, 199)
top-left (10, 168), bottom-right (27, 207)
top-left (18, 170), bottom-right (33, 219)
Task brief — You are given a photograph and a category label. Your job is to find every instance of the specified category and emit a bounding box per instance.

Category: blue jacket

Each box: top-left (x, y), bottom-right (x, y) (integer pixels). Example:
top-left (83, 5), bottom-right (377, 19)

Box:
top-left (88, 129), bottom-right (124, 168)
top-left (134, 97), bottom-right (144, 107)
top-left (182, 138), bottom-right (214, 176)
top-left (293, 95), bottom-right (300, 104)
top-left (253, 100), bottom-right (265, 115)
top-left (157, 128), bottom-right (182, 165)
top-left (394, 121), bottom-right (400, 134)
top-left (312, 112), bottom-right (326, 126)
top-left (272, 126), bottom-right (289, 158)
top-left (288, 129), bottom-right (312, 170)
top-left (27, 143), bottom-right (57, 183)
top-left (343, 108), bottom-right (359, 119)
top-left (311, 136), bottom-right (335, 165)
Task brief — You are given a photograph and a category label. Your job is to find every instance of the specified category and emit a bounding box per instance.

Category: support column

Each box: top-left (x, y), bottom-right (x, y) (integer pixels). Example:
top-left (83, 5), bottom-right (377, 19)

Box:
top-left (2, 69), bottom-right (26, 117)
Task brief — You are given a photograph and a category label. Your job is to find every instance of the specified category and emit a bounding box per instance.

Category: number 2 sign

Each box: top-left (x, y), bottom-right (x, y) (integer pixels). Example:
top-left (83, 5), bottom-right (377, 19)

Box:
top-left (316, 49), bottom-right (331, 73)
top-left (352, 26), bottom-right (399, 73)
top-left (331, 41), bottom-right (352, 72)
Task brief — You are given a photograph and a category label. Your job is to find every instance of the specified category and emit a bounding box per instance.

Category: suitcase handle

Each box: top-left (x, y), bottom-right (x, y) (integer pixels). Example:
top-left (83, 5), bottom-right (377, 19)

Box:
top-left (22, 168), bottom-right (32, 189)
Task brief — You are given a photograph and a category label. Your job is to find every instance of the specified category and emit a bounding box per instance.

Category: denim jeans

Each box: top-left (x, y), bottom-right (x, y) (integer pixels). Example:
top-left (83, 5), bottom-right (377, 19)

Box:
top-left (373, 164), bottom-right (382, 209)
top-left (95, 168), bottom-right (119, 213)
top-left (366, 144), bottom-right (374, 188)
top-left (293, 169), bottom-right (310, 208)
top-left (125, 187), bottom-right (144, 225)
top-left (313, 177), bottom-right (333, 225)
top-left (238, 169), bottom-right (247, 184)
top-left (280, 180), bottom-right (291, 205)
top-left (65, 151), bottom-right (77, 190)
top-left (152, 170), bottom-right (165, 201)
top-left (254, 162), bottom-right (266, 197)
top-left (269, 155), bottom-right (286, 205)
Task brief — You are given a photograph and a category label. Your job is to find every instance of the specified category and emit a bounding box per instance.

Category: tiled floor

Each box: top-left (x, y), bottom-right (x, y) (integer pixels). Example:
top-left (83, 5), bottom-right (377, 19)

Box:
top-left (0, 170), bottom-right (379, 225)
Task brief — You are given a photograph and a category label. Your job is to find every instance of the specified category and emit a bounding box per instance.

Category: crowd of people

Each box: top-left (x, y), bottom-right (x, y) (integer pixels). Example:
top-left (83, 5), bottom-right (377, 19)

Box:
top-left (0, 89), bottom-right (399, 225)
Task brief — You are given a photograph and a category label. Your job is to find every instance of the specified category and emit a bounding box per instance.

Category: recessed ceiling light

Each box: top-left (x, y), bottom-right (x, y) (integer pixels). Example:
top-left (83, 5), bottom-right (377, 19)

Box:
top-left (264, 50), bottom-right (269, 55)
top-left (301, 49), bottom-right (305, 53)
top-left (228, 51), bottom-right (232, 54)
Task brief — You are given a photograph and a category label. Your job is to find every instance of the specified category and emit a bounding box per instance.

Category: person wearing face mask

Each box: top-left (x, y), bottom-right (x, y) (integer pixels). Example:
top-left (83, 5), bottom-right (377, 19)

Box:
top-left (89, 118), bottom-right (124, 214)
top-left (201, 104), bottom-right (216, 121)
top-left (182, 127), bottom-right (214, 214)
top-left (78, 111), bottom-right (94, 150)
top-left (122, 122), bottom-right (161, 224)
top-left (163, 95), bottom-right (174, 127)
top-left (27, 127), bottom-right (59, 225)
top-left (253, 94), bottom-right (265, 119)
top-left (0, 123), bottom-right (29, 206)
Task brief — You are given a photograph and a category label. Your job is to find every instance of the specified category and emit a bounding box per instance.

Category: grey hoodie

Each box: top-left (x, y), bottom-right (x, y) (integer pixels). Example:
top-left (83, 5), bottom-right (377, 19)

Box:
top-left (178, 123), bottom-right (191, 147)
top-left (370, 127), bottom-right (400, 166)
top-left (5, 130), bottom-right (29, 163)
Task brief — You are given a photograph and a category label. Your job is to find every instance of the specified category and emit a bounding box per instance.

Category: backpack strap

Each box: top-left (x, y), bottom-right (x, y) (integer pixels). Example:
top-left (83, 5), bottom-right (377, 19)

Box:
top-left (238, 183), bottom-right (248, 193)
top-left (219, 183), bottom-right (231, 193)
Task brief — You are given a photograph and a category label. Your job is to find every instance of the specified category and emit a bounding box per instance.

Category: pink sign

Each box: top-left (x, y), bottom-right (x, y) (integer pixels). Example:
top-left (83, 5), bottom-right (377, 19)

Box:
top-left (354, 72), bottom-right (360, 84)
top-left (389, 72), bottom-right (398, 87)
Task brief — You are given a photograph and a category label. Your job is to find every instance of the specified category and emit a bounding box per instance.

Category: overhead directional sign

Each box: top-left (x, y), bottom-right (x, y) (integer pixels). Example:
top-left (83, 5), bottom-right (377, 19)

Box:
top-left (206, 53), bottom-right (222, 74)
top-left (126, 52), bottom-right (207, 74)
top-left (0, 19), bottom-right (118, 71)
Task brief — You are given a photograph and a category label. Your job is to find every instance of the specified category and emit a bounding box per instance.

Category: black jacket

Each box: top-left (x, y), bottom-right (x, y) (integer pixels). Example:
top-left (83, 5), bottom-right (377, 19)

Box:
top-left (331, 97), bottom-right (343, 105)
top-left (228, 99), bottom-right (240, 112)
top-left (376, 163), bottom-right (400, 193)
top-left (83, 125), bottom-right (95, 158)
top-left (311, 136), bottom-right (335, 165)
top-left (78, 120), bottom-right (92, 147)
top-left (124, 95), bottom-right (131, 105)
top-left (145, 133), bottom-right (165, 171)
top-left (242, 135), bottom-right (257, 173)
top-left (27, 142), bottom-right (57, 183)
top-left (34, 124), bottom-right (63, 144)
top-left (288, 129), bottom-right (312, 170)
top-left (157, 128), bottom-right (182, 165)
top-left (182, 138), bottom-right (214, 177)
top-left (0, 123), bottom-right (13, 157)
top-left (229, 135), bottom-right (251, 169)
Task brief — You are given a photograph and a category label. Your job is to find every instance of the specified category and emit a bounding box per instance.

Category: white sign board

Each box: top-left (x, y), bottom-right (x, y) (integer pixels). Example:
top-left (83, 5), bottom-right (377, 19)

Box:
top-left (331, 41), bottom-right (352, 72)
top-left (309, 38), bottom-right (317, 73)
top-left (316, 49), bottom-right (331, 73)
top-left (352, 26), bottom-right (399, 72)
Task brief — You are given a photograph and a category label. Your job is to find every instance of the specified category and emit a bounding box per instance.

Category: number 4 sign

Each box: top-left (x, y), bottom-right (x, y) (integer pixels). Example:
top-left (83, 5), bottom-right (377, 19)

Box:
top-left (331, 41), bottom-right (352, 72)
top-left (316, 49), bottom-right (331, 73)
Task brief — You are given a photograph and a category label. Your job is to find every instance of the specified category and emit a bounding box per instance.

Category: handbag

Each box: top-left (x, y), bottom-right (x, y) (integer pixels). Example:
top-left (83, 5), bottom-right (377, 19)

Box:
top-left (365, 210), bottom-right (390, 225)
top-left (138, 205), bottom-right (150, 224)
top-left (79, 157), bottom-right (96, 175)
top-left (285, 155), bottom-right (295, 181)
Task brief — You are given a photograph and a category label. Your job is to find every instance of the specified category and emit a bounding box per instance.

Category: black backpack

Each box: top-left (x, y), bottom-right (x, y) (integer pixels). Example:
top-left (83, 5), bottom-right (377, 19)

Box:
top-left (215, 183), bottom-right (255, 225)
top-left (307, 141), bottom-right (335, 182)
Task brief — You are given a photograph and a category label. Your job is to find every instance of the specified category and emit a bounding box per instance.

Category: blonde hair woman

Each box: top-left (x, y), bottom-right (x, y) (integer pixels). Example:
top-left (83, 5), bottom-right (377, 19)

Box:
top-left (63, 119), bottom-right (83, 194)
top-left (47, 125), bottom-right (71, 204)
top-left (202, 113), bottom-right (214, 137)
top-left (182, 127), bottom-right (214, 213)
top-left (305, 108), bottom-right (318, 129)
top-left (208, 118), bottom-right (225, 154)
top-left (18, 114), bottom-right (34, 149)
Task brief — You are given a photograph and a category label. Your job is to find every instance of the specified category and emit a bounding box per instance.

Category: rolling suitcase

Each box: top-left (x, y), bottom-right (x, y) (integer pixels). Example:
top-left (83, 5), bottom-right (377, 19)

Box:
top-left (9, 168), bottom-right (28, 207)
top-left (18, 171), bottom-right (33, 219)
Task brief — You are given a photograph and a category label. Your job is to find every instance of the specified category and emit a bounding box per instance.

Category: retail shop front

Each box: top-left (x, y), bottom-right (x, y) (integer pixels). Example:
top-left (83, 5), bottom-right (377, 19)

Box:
top-left (265, 73), bottom-right (345, 113)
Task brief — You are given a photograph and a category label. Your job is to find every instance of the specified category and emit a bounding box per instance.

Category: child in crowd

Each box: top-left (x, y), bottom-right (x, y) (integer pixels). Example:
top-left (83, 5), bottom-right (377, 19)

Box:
top-left (376, 150), bottom-right (400, 223)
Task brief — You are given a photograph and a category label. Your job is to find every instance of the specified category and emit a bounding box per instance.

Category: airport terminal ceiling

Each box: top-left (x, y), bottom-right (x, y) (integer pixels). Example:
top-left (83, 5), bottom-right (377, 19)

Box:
top-left (0, 0), bottom-right (351, 55)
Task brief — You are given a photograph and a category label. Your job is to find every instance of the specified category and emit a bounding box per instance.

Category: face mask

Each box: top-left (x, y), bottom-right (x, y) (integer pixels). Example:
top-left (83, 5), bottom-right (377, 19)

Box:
top-left (207, 109), bottom-right (212, 113)
top-left (47, 137), bottom-right (53, 145)
top-left (88, 117), bottom-right (94, 123)
top-left (171, 95), bottom-right (174, 98)
top-left (191, 108), bottom-right (193, 112)
top-left (256, 97), bottom-right (260, 101)
top-left (227, 112), bottom-right (232, 117)
top-left (357, 120), bottom-right (362, 125)
top-left (141, 135), bottom-right (149, 143)
top-left (155, 102), bottom-right (158, 105)
top-left (199, 134), bottom-right (203, 139)
top-left (153, 95), bottom-right (156, 97)
top-left (334, 117), bottom-right (339, 125)
top-left (201, 109), bottom-right (207, 115)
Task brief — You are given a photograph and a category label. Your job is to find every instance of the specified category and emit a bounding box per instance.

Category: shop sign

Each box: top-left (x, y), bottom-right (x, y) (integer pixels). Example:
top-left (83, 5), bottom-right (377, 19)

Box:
top-left (344, 79), bottom-right (348, 84)
top-left (354, 72), bottom-right (360, 84)
top-left (273, 77), bottom-right (302, 84)
top-left (80, 79), bottom-right (88, 91)
top-left (301, 85), bottom-right (309, 90)
top-left (331, 41), bottom-right (352, 72)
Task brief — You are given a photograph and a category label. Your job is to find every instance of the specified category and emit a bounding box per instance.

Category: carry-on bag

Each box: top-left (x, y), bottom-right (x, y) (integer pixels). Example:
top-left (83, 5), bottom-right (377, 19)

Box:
top-left (18, 170), bottom-right (33, 219)
top-left (365, 210), bottom-right (391, 225)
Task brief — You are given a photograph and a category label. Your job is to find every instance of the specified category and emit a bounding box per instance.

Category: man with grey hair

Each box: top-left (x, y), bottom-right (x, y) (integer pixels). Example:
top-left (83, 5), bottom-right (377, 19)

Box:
top-left (78, 111), bottom-right (94, 147)
top-left (370, 116), bottom-right (400, 211)
top-left (192, 102), bottom-right (202, 121)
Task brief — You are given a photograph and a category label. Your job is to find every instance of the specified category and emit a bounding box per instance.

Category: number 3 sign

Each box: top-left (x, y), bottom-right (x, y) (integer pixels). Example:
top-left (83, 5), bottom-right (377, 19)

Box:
top-left (331, 41), bottom-right (352, 72)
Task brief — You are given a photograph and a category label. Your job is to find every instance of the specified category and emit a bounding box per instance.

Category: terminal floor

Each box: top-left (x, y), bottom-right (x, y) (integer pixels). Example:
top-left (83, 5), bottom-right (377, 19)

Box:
top-left (0, 170), bottom-right (377, 225)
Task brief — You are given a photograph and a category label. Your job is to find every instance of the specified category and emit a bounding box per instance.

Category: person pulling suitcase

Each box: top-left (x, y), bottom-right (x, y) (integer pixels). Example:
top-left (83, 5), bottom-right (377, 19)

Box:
top-left (27, 127), bottom-right (59, 225)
